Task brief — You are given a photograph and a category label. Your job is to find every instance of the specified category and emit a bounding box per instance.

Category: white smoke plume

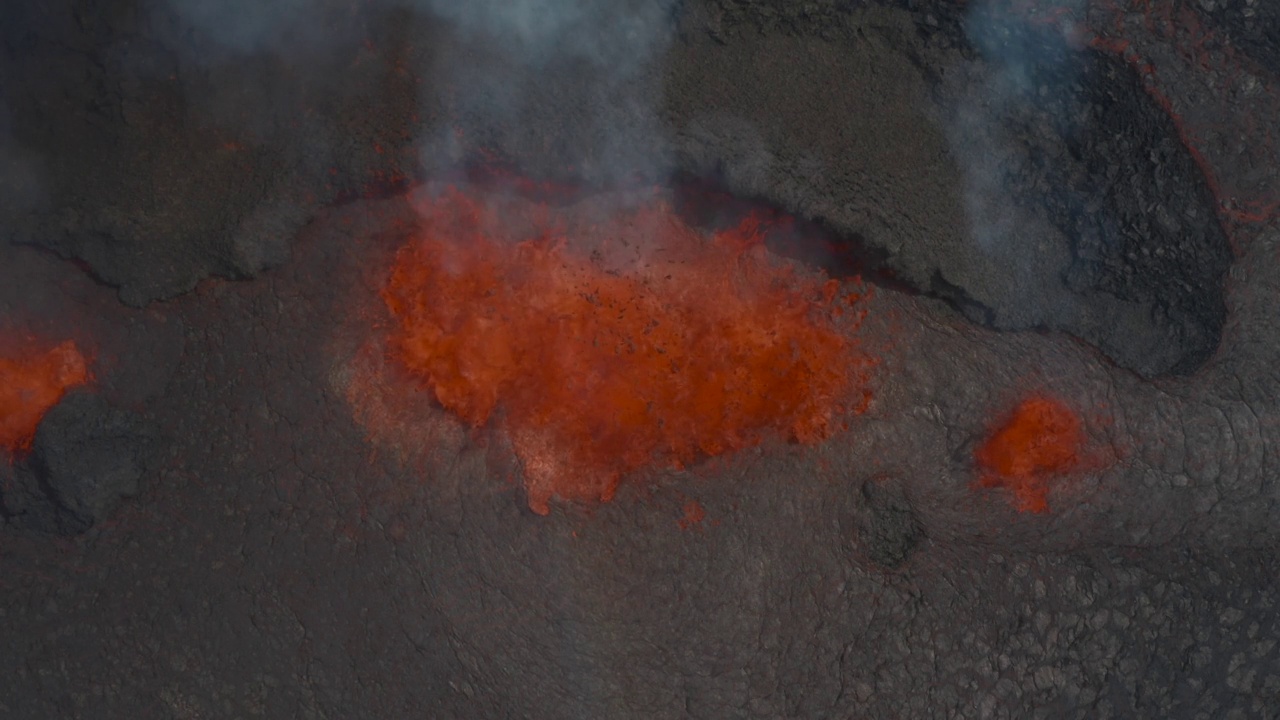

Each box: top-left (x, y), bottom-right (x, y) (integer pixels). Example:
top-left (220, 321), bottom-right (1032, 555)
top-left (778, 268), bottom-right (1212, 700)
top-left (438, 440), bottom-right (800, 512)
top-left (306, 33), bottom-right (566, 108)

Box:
top-left (155, 0), bottom-right (681, 185)
top-left (943, 0), bottom-right (1091, 320)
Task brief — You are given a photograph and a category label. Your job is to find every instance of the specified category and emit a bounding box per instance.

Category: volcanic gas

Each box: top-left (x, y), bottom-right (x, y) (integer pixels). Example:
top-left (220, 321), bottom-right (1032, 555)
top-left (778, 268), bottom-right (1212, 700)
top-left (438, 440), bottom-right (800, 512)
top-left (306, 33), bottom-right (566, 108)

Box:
top-left (380, 186), bottom-right (872, 514)
top-left (0, 340), bottom-right (90, 457)
top-left (974, 395), bottom-right (1085, 514)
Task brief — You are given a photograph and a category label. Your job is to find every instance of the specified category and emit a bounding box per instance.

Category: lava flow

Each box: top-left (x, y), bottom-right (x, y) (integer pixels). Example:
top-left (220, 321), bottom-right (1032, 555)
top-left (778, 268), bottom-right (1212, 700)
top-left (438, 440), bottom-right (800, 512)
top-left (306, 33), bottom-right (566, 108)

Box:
top-left (0, 340), bottom-right (90, 457)
top-left (381, 186), bottom-right (872, 514)
top-left (974, 395), bottom-right (1085, 513)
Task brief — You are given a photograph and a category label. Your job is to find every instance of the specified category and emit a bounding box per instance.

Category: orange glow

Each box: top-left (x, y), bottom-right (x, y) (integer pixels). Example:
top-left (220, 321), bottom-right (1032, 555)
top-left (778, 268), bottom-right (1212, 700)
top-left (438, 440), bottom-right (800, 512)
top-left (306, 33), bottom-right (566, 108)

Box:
top-left (974, 395), bottom-right (1084, 513)
top-left (382, 187), bottom-right (870, 514)
top-left (0, 341), bottom-right (90, 456)
top-left (677, 500), bottom-right (707, 530)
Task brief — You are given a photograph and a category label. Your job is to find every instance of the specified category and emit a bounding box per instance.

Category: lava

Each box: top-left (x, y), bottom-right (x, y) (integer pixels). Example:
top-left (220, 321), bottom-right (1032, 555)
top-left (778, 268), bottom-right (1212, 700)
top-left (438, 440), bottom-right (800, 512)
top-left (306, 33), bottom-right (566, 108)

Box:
top-left (381, 186), bottom-right (871, 514)
top-left (677, 500), bottom-right (707, 530)
top-left (0, 340), bottom-right (90, 457)
top-left (974, 395), bottom-right (1084, 513)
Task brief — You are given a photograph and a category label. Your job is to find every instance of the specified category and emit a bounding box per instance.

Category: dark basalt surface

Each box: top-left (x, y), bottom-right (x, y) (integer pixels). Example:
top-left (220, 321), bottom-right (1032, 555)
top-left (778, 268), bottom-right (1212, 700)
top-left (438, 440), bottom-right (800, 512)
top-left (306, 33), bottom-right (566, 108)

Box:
top-left (680, 1), bottom-right (1231, 377)
top-left (1194, 0), bottom-right (1280, 76)
top-left (0, 0), bottom-right (415, 306)
top-left (1, 391), bottom-right (154, 535)
top-left (2, 1), bottom-right (1279, 718)
top-left (1, 0), bottom-right (1232, 375)
top-left (936, 15), bottom-right (1232, 376)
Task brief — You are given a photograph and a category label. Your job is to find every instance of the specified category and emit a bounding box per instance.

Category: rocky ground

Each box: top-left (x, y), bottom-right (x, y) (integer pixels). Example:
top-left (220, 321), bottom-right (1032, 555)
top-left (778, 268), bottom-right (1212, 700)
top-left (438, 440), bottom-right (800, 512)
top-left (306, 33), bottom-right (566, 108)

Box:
top-left (2, 0), bottom-right (1279, 717)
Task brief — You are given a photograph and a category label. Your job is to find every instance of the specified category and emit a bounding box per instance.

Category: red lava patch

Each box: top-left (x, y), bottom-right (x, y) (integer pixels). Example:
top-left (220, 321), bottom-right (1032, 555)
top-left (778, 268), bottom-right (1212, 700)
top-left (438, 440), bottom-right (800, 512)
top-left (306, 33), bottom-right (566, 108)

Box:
top-left (974, 394), bottom-right (1085, 513)
top-left (677, 500), bottom-right (707, 530)
top-left (378, 186), bottom-right (873, 514)
top-left (0, 340), bottom-right (90, 456)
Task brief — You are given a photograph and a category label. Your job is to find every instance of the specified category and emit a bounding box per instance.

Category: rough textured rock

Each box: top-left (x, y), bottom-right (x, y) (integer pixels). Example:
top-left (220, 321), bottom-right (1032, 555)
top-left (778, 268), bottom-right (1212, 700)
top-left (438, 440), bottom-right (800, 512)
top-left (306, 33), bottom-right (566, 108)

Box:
top-left (2, 0), bottom-right (1232, 377)
top-left (932, 16), bottom-right (1231, 376)
top-left (0, 0), bottom-right (417, 306)
top-left (0, 390), bottom-right (155, 535)
top-left (0, 1), bottom-right (1278, 718)
top-left (30, 390), bottom-right (155, 532)
top-left (854, 475), bottom-right (923, 568)
top-left (1195, 0), bottom-right (1280, 76)
top-left (0, 462), bottom-right (60, 533)
top-left (671, 2), bottom-right (1230, 377)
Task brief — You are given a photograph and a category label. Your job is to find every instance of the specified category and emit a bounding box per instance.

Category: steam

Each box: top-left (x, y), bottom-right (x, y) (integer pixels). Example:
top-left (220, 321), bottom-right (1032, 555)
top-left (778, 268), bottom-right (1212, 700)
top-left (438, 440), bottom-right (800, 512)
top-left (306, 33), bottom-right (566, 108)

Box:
top-left (160, 0), bottom-right (672, 72)
top-left (153, 0), bottom-right (679, 186)
top-left (420, 0), bottom-right (673, 77)
top-left (963, 1), bottom-right (1086, 98)
top-left (421, 0), bottom-right (679, 186)
top-left (943, 0), bottom-right (1090, 321)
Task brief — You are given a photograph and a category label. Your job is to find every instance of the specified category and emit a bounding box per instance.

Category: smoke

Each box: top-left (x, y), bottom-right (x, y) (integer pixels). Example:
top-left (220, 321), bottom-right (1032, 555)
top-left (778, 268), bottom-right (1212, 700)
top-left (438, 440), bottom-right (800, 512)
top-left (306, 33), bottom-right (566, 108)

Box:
top-left (419, 0), bottom-right (673, 77)
top-left (160, 0), bottom-right (673, 72)
top-left (963, 1), bottom-right (1086, 100)
top-left (152, 0), bottom-right (679, 185)
top-left (942, 0), bottom-right (1090, 321)
top-left (420, 0), bottom-right (680, 186)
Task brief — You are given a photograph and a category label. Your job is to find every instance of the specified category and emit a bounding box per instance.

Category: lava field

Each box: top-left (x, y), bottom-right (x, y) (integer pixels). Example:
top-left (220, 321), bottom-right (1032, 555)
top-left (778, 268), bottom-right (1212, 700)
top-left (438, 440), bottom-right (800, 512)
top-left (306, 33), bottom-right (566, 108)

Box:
top-left (3, 1), bottom-right (1280, 717)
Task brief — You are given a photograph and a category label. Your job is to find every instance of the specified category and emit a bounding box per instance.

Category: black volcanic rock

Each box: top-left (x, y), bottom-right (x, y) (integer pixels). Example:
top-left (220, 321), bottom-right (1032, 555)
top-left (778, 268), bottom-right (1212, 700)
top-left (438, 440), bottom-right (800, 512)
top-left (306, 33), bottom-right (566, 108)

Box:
top-left (29, 390), bottom-right (156, 533)
top-left (857, 476), bottom-right (923, 568)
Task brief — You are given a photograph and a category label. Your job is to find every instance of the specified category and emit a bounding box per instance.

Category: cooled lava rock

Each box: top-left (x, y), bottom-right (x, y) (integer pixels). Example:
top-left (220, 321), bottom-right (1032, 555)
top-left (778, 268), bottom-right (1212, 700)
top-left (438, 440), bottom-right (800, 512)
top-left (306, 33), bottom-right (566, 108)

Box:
top-left (25, 390), bottom-right (155, 534)
top-left (856, 476), bottom-right (923, 569)
top-left (1194, 0), bottom-right (1280, 76)
top-left (2, 0), bottom-right (1233, 378)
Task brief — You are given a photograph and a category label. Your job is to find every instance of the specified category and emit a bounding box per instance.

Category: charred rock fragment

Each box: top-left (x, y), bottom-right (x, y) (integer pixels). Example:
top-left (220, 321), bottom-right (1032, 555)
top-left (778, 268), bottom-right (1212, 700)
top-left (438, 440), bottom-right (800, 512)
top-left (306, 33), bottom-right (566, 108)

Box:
top-left (26, 390), bottom-right (156, 534)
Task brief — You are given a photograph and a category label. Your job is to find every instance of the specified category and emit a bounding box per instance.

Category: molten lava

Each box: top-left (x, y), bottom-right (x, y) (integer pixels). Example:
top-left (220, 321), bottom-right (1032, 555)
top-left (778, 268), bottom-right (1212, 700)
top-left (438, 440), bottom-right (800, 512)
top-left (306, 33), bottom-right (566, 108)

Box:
top-left (974, 395), bottom-right (1085, 513)
top-left (0, 340), bottom-right (90, 456)
top-left (382, 187), bottom-right (869, 514)
top-left (677, 500), bottom-right (707, 530)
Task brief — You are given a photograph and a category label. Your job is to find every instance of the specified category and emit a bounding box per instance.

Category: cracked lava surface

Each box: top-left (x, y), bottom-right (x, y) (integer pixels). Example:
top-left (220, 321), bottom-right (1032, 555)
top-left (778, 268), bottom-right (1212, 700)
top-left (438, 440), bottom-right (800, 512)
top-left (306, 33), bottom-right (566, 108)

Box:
top-left (5, 1), bottom-right (1280, 717)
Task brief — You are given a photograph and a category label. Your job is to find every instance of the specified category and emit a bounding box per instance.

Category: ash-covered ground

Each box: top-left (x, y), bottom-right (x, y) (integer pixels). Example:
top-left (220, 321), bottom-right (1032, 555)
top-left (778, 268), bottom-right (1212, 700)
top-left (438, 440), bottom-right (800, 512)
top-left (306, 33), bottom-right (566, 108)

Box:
top-left (2, 1), bottom-right (1280, 717)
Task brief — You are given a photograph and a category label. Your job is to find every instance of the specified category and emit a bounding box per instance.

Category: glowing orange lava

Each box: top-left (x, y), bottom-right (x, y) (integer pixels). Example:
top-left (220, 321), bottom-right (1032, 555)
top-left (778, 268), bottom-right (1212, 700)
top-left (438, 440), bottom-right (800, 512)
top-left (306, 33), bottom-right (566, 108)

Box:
top-left (974, 395), bottom-right (1084, 513)
top-left (382, 187), bottom-right (870, 514)
top-left (0, 340), bottom-right (90, 456)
